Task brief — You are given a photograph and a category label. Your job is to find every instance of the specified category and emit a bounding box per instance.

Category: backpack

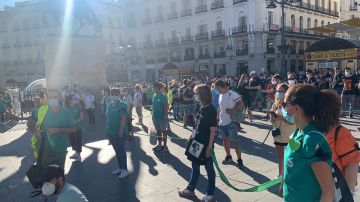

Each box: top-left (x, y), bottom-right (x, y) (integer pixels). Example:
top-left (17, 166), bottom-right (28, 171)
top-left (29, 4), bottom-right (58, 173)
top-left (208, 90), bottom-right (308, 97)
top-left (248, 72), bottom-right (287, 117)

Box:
top-left (308, 130), bottom-right (354, 202)
top-left (334, 125), bottom-right (360, 162)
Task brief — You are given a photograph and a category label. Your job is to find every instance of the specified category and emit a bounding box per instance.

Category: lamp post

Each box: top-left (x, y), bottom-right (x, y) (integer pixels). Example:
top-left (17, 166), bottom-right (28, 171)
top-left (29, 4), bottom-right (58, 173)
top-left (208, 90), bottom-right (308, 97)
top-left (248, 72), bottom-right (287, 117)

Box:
top-left (267, 0), bottom-right (300, 79)
top-left (119, 44), bottom-right (132, 82)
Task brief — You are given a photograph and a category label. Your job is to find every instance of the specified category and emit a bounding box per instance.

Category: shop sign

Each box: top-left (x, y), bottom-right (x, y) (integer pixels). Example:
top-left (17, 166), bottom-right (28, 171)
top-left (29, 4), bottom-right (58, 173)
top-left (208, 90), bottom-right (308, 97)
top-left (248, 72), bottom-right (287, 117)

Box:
top-left (306, 48), bottom-right (358, 61)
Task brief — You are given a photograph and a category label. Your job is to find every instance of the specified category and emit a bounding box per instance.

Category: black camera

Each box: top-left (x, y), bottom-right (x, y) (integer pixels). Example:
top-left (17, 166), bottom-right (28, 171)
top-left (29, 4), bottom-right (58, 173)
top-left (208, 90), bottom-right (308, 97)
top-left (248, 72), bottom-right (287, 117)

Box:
top-left (271, 128), bottom-right (281, 137)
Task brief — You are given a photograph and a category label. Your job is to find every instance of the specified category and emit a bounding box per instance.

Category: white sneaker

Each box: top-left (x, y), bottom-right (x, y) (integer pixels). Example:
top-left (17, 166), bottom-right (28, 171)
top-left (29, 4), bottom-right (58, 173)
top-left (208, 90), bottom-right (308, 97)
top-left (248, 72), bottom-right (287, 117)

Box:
top-left (118, 170), bottom-right (130, 179)
top-left (201, 195), bottom-right (215, 202)
top-left (111, 169), bottom-right (122, 175)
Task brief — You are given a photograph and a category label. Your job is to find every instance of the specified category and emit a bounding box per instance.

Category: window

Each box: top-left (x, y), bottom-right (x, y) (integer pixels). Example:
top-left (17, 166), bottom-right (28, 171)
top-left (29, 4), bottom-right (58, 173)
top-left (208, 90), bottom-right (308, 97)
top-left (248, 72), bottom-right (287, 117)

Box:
top-left (268, 11), bottom-right (274, 26)
top-left (170, 1), bottom-right (176, 13)
top-left (216, 20), bottom-right (222, 31)
top-left (171, 30), bottom-right (177, 40)
top-left (315, 0), bottom-right (319, 7)
top-left (198, 45), bottom-right (209, 57)
top-left (307, 17), bottom-right (311, 28)
top-left (328, 0), bottom-right (331, 10)
top-left (314, 19), bottom-right (318, 27)
top-left (299, 16), bottom-right (304, 30)
top-left (291, 14), bottom-right (296, 28)
top-left (184, 47), bottom-right (195, 60)
top-left (145, 35), bottom-right (151, 43)
top-left (334, 1), bottom-right (338, 11)
top-left (198, 24), bottom-right (207, 34)
top-left (267, 38), bottom-right (275, 53)
top-left (321, 20), bottom-right (324, 27)
top-left (157, 5), bottom-right (163, 16)
top-left (185, 27), bottom-right (191, 36)
top-left (298, 41), bottom-right (304, 53)
top-left (159, 32), bottom-right (164, 40)
top-left (238, 16), bottom-right (247, 28)
top-left (321, 0), bottom-right (325, 8)
top-left (236, 39), bottom-right (248, 56)
top-left (197, 0), bottom-right (206, 7)
top-left (182, 0), bottom-right (191, 10)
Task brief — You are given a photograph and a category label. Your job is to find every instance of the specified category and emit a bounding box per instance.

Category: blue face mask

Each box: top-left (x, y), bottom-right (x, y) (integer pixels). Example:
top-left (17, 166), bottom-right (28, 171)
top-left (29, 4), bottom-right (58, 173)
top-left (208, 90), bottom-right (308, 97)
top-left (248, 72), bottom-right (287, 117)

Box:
top-left (110, 96), bottom-right (118, 101)
top-left (48, 99), bottom-right (60, 108)
top-left (195, 95), bottom-right (200, 103)
top-left (281, 107), bottom-right (294, 123)
top-left (276, 92), bottom-right (285, 99)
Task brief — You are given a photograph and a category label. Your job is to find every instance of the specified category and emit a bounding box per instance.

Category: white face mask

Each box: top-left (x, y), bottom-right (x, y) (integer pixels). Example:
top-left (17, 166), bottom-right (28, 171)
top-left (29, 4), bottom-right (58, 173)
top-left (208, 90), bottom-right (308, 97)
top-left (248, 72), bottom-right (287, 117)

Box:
top-left (288, 80), bottom-right (296, 86)
top-left (345, 71), bottom-right (351, 77)
top-left (271, 81), bottom-right (277, 85)
top-left (42, 182), bottom-right (56, 196)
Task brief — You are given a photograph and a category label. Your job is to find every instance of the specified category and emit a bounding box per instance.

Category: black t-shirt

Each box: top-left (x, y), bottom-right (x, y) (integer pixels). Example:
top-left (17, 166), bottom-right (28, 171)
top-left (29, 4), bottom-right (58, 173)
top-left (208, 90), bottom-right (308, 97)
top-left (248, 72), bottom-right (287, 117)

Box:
top-left (183, 88), bottom-right (194, 104)
top-left (179, 86), bottom-right (187, 103)
top-left (342, 75), bottom-right (357, 95)
top-left (172, 89), bottom-right (180, 103)
top-left (236, 84), bottom-right (250, 102)
top-left (193, 104), bottom-right (217, 149)
top-left (249, 76), bottom-right (260, 87)
top-left (333, 73), bottom-right (343, 90)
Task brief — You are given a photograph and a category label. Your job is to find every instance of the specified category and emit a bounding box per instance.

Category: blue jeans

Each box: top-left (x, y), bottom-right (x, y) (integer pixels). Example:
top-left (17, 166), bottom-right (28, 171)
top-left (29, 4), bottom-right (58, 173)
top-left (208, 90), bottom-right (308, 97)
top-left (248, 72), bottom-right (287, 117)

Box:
top-left (109, 134), bottom-right (127, 170)
top-left (187, 158), bottom-right (215, 195)
top-left (173, 102), bottom-right (180, 119)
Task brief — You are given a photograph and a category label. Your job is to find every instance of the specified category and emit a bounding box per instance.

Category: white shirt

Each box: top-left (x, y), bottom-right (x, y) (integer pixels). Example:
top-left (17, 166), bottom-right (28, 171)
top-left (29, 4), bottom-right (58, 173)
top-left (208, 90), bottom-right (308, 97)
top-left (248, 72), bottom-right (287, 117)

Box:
top-left (123, 95), bottom-right (133, 112)
top-left (84, 95), bottom-right (95, 109)
top-left (218, 90), bottom-right (242, 126)
top-left (133, 91), bottom-right (143, 108)
top-left (56, 183), bottom-right (88, 202)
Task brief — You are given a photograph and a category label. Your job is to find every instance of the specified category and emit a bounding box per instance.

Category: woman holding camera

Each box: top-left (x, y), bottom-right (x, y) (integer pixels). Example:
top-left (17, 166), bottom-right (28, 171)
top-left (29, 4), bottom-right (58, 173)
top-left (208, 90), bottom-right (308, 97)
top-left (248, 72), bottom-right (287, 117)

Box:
top-left (269, 83), bottom-right (296, 179)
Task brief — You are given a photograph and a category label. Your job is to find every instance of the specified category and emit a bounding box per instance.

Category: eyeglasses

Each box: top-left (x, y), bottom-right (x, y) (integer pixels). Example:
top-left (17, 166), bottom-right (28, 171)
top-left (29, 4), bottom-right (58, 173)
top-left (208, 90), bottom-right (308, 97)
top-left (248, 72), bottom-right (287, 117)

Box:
top-left (288, 78), bottom-right (295, 80)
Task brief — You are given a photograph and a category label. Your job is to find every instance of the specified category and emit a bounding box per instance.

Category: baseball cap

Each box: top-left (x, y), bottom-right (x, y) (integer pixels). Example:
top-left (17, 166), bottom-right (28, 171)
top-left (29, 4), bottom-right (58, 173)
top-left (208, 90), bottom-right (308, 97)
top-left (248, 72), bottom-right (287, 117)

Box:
top-left (41, 165), bottom-right (65, 183)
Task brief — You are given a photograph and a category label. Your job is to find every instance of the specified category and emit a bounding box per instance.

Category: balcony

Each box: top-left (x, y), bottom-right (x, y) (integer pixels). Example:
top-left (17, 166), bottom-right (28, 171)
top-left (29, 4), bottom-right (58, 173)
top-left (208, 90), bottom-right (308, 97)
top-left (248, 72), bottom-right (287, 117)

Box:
top-left (170, 56), bottom-right (181, 62)
top-left (154, 15), bottom-right (165, 23)
top-left (198, 53), bottom-right (210, 59)
top-left (155, 40), bottom-right (166, 47)
top-left (211, 29), bottom-right (226, 38)
top-left (181, 9), bottom-right (192, 17)
top-left (143, 41), bottom-right (154, 48)
top-left (195, 6), bottom-right (207, 14)
top-left (181, 35), bottom-right (194, 42)
top-left (236, 48), bottom-right (248, 56)
top-left (167, 38), bottom-right (180, 46)
top-left (142, 18), bottom-right (152, 25)
top-left (232, 25), bottom-right (247, 34)
top-left (292, 2), bottom-right (339, 17)
top-left (349, 6), bottom-right (358, 11)
top-left (233, 0), bottom-right (247, 5)
top-left (266, 47), bottom-right (275, 54)
top-left (211, 0), bottom-right (224, 10)
top-left (214, 51), bottom-right (226, 58)
top-left (195, 32), bottom-right (209, 41)
top-left (158, 56), bottom-right (168, 63)
top-left (167, 12), bottom-right (178, 20)
top-left (184, 54), bottom-right (195, 61)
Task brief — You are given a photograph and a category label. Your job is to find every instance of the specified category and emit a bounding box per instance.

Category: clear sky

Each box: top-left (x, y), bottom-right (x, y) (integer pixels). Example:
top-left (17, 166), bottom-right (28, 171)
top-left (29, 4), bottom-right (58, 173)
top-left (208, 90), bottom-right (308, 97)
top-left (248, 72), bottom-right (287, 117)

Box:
top-left (0, 0), bottom-right (30, 9)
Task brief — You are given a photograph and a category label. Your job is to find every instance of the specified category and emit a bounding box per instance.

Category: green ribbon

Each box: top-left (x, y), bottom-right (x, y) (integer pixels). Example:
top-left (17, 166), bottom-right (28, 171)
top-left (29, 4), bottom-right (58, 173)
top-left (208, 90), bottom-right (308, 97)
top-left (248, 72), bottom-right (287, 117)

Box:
top-left (210, 150), bottom-right (283, 192)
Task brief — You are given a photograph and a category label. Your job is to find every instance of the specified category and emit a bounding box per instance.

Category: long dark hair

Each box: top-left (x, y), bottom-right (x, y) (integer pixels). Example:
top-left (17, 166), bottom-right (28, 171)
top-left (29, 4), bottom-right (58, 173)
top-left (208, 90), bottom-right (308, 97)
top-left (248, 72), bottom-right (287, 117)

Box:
top-left (237, 74), bottom-right (248, 87)
top-left (285, 84), bottom-right (340, 133)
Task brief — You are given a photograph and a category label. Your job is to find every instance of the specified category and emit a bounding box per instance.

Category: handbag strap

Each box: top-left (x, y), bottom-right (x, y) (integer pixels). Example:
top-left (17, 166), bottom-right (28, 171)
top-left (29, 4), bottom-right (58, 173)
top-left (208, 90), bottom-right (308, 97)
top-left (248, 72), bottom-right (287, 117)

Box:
top-left (36, 132), bottom-right (46, 165)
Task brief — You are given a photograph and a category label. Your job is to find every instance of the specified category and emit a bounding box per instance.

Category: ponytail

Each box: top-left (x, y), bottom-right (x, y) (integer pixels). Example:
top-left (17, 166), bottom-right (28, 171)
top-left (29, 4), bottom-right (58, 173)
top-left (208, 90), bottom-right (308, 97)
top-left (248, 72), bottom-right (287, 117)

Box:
top-left (286, 85), bottom-right (340, 133)
top-left (314, 90), bottom-right (341, 133)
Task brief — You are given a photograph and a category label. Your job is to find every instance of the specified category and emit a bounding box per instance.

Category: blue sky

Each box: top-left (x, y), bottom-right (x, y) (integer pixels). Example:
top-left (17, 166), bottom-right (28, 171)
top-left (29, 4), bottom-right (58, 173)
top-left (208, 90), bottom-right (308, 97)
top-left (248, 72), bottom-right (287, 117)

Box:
top-left (0, 0), bottom-right (28, 9)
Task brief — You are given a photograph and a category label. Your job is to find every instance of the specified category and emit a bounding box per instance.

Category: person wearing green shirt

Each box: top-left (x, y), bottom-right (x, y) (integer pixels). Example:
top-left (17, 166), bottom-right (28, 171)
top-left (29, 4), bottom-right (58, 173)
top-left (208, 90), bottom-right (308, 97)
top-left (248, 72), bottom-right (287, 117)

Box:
top-left (65, 95), bottom-right (84, 162)
top-left (151, 82), bottom-right (169, 153)
top-left (41, 165), bottom-right (88, 202)
top-left (106, 88), bottom-right (130, 179)
top-left (38, 90), bottom-right (76, 169)
top-left (282, 84), bottom-right (336, 201)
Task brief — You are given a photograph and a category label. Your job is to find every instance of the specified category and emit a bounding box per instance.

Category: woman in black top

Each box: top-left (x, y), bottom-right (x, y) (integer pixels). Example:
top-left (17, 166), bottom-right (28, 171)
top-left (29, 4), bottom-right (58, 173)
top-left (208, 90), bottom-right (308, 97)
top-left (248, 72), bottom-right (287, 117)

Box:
top-left (179, 84), bottom-right (217, 202)
top-left (237, 74), bottom-right (253, 122)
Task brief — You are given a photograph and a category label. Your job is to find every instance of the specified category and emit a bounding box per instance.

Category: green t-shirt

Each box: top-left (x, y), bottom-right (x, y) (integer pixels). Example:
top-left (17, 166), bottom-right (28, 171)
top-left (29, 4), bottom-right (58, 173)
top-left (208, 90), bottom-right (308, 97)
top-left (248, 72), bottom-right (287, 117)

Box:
top-left (56, 183), bottom-right (88, 202)
top-left (152, 93), bottom-right (167, 119)
top-left (0, 98), bottom-right (5, 112)
top-left (106, 99), bottom-right (128, 136)
top-left (283, 123), bottom-right (332, 202)
top-left (41, 107), bottom-right (76, 152)
top-left (67, 104), bottom-right (83, 130)
top-left (146, 87), bottom-right (155, 100)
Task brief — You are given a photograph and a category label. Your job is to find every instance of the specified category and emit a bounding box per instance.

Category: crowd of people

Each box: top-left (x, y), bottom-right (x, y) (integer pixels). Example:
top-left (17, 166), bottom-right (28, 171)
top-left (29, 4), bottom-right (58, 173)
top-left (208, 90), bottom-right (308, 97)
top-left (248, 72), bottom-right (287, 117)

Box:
top-left (23, 66), bottom-right (360, 202)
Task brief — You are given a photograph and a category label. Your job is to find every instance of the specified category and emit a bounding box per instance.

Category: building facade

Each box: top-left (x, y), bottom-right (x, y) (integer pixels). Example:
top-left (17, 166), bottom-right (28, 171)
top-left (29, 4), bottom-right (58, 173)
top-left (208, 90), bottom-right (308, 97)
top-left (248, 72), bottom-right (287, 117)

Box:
top-left (340, 0), bottom-right (360, 21)
top-left (0, 0), bottom-right (126, 89)
top-left (122, 0), bottom-right (340, 82)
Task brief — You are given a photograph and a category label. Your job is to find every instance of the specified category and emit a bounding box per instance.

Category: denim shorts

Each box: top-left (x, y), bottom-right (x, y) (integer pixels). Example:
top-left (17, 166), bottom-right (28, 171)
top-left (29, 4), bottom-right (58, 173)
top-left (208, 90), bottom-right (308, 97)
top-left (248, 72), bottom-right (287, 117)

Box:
top-left (182, 104), bottom-right (196, 116)
top-left (219, 122), bottom-right (239, 141)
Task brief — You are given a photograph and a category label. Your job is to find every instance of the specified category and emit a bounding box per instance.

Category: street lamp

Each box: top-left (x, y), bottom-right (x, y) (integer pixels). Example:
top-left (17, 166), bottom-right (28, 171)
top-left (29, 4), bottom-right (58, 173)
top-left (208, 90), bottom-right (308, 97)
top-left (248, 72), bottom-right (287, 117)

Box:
top-left (266, 0), bottom-right (300, 79)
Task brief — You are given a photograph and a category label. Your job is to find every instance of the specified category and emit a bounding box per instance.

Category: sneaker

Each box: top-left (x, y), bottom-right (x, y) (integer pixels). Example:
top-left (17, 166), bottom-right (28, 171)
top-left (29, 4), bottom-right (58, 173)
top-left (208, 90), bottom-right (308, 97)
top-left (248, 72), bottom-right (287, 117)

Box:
top-left (349, 114), bottom-right (353, 119)
top-left (183, 124), bottom-right (187, 129)
top-left (152, 145), bottom-right (163, 152)
top-left (201, 195), bottom-right (215, 202)
top-left (112, 169), bottom-right (122, 175)
top-left (237, 159), bottom-right (244, 169)
top-left (118, 170), bottom-right (130, 179)
top-left (178, 188), bottom-right (195, 197)
top-left (160, 145), bottom-right (168, 153)
top-left (222, 155), bottom-right (233, 165)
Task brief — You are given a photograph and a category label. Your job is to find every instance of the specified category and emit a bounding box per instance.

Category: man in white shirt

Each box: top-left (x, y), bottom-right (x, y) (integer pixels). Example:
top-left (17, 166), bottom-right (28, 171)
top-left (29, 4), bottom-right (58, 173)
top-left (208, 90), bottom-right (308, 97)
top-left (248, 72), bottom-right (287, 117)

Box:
top-left (121, 88), bottom-right (134, 138)
top-left (133, 84), bottom-right (143, 125)
top-left (214, 80), bottom-right (244, 169)
top-left (41, 165), bottom-right (88, 202)
top-left (84, 90), bottom-right (95, 125)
